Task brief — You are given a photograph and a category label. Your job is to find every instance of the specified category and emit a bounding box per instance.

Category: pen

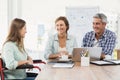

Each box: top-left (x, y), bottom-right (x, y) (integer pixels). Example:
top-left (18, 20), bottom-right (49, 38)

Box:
top-left (80, 52), bottom-right (84, 57)
top-left (80, 50), bottom-right (85, 57)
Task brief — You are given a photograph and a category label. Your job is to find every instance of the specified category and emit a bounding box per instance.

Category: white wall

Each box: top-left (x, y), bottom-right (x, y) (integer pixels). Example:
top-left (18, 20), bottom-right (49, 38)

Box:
top-left (0, 0), bottom-right (8, 50)
top-left (0, 0), bottom-right (120, 59)
top-left (21, 0), bottom-right (120, 49)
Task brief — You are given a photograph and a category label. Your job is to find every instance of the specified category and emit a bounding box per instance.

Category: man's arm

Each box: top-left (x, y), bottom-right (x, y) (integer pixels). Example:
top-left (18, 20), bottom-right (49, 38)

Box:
top-left (102, 34), bottom-right (116, 58)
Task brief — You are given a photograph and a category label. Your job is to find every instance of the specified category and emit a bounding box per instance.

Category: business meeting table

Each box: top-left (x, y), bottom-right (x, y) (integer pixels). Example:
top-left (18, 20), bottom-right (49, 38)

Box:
top-left (35, 61), bottom-right (120, 80)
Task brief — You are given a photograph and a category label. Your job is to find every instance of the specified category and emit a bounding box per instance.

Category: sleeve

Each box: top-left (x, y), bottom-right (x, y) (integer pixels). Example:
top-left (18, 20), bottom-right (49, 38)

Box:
top-left (2, 43), bottom-right (18, 70)
top-left (67, 35), bottom-right (78, 55)
top-left (44, 36), bottom-right (54, 60)
top-left (102, 33), bottom-right (116, 55)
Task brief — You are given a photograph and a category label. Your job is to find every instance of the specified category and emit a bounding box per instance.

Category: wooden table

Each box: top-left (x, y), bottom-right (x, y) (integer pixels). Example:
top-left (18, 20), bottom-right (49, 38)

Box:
top-left (35, 62), bottom-right (120, 80)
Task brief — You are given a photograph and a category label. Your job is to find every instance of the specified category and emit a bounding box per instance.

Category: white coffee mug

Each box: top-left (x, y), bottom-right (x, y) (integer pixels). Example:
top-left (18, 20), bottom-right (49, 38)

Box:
top-left (61, 55), bottom-right (68, 60)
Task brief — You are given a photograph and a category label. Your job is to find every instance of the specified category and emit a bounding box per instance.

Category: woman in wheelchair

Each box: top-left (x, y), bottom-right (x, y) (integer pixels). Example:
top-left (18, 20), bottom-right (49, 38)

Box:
top-left (1, 18), bottom-right (37, 80)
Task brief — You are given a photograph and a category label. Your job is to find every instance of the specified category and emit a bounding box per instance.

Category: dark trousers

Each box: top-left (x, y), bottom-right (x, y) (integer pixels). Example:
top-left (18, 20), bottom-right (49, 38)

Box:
top-left (5, 73), bottom-right (38, 80)
top-left (25, 72), bottom-right (38, 80)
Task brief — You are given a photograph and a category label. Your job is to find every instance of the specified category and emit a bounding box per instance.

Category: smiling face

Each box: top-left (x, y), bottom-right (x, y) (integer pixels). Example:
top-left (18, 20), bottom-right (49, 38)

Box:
top-left (55, 20), bottom-right (67, 35)
top-left (93, 18), bottom-right (106, 35)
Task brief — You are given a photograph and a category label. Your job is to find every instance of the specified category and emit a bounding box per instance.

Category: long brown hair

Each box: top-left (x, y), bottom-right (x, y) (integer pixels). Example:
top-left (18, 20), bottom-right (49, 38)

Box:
top-left (4, 18), bottom-right (26, 53)
top-left (55, 16), bottom-right (69, 33)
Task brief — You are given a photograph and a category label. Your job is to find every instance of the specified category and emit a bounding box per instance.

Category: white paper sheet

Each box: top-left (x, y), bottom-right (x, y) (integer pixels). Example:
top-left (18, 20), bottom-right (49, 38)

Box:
top-left (90, 61), bottom-right (112, 65)
top-left (52, 63), bottom-right (74, 68)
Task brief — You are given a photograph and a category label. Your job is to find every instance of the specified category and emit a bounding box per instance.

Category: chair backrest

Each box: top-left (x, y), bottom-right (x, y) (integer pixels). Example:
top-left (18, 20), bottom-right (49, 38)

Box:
top-left (0, 56), bottom-right (5, 80)
top-left (0, 55), bottom-right (45, 80)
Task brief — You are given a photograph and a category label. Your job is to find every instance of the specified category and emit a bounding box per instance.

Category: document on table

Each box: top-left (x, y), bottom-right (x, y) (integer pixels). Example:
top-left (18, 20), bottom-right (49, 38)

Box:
top-left (90, 61), bottom-right (113, 66)
top-left (52, 63), bottom-right (74, 68)
top-left (105, 59), bottom-right (120, 64)
top-left (26, 63), bottom-right (45, 73)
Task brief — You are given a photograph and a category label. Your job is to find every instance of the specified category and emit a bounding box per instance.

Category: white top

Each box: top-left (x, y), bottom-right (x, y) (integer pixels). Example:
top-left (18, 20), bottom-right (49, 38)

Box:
top-left (58, 47), bottom-right (67, 52)
top-left (93, 38), bottom-right (99, 47)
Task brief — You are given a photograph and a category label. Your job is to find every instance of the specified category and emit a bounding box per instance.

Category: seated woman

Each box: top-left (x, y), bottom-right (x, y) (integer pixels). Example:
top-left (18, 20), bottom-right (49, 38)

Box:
top-left (44, 16), bottom-right (77, 59)
top-left (1, 18), bottom-right (37, 80)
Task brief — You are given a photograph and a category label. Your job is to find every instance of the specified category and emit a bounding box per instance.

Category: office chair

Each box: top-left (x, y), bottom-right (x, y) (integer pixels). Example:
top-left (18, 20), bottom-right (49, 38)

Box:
top-left (0, 57), bottom-right (46, 80)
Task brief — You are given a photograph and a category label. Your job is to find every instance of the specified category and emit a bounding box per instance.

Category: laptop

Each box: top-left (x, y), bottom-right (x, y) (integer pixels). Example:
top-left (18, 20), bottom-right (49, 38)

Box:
top-left (72, 47), bottom-right (102, 62)
top-left (72, 48), bottom-right (81, 61)
top-left (87, 47), bottom-right (102, 60)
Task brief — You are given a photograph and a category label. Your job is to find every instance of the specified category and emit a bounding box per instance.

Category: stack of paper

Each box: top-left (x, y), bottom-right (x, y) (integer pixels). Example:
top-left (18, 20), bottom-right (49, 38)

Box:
top-left (52, 63), bottom-right (74, 68)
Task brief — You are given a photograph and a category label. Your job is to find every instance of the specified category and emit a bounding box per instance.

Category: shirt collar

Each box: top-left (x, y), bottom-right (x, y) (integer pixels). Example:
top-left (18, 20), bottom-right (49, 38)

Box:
top-left (92, 29), bottom-right (107, 40)
top-left (54, 33), bottom-right (70, 41)
top-left (102, 29), bottom-right (107, 38)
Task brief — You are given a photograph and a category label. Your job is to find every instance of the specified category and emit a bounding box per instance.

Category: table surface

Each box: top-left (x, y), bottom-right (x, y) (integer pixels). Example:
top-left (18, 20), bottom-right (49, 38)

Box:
top-left (35, 61), bottom-right (120, 80)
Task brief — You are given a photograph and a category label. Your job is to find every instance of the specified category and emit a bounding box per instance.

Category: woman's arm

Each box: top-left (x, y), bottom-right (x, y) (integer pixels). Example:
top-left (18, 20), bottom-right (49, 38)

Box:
top-left (27, 56), bottom-right (33, 64)
top-left (18, 56), bottom-right (33, 66)
top-left (18, 60), bottom-right (29, 66)
top-left (49, 53), bottom-right (61, 59)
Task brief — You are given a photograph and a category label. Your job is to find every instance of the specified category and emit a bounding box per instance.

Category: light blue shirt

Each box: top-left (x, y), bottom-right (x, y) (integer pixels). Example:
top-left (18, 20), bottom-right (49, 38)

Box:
top-left (2, 41), bottom-right (28, 79)
top-left (44, 33), bottom-right (77, 59)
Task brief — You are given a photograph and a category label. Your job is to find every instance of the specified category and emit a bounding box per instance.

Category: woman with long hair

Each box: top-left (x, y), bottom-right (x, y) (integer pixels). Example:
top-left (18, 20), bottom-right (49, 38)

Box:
top-left (2, 18), bottom-right (36, 80)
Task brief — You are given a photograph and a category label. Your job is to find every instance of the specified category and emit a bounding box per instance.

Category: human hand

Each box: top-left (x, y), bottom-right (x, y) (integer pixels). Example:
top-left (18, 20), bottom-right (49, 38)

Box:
top-left (59, 51), bottom-right (69, 56)
top-left (27, 56), bottom-right (33, 64)
top-left (54, 53), bottom-right (62, 58)
top-left (100, 53), bottom-right (105, 60)
top-left (27, 59), bottom-right (33, 65)
top-left (49, 51), bottom-right (69, 59)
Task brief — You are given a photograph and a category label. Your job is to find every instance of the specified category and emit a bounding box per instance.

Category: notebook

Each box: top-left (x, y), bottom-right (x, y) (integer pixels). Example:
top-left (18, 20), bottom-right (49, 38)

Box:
top-left (90, 59), bottom-right (120, 66)
top-left (104, 59), bottom-right (120, 64)
top-left (90, 60), bottom-right (113, 66)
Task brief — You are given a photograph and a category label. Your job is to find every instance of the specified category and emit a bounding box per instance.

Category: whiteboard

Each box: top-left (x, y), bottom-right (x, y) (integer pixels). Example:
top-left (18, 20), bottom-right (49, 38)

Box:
top-left (66, 7), bottom-right (99, 47)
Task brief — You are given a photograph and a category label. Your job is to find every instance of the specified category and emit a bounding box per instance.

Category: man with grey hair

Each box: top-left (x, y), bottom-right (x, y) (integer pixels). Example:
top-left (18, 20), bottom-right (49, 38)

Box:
top-left (82, 13), bottom-right (116, 60)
